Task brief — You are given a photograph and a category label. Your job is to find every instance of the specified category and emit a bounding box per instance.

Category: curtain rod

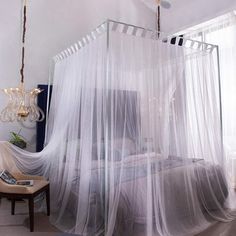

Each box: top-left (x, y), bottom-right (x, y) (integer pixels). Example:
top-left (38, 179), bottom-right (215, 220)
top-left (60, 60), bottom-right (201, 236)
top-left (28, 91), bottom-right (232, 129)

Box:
top-left (53, 19), bottom-right (218, 63)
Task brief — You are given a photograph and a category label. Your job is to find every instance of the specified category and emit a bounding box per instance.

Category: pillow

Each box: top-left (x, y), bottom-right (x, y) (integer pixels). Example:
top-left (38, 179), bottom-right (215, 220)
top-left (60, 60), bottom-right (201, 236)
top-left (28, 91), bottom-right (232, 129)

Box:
top-left (112, 138), bottom-right (136, 154)
top-left (91, 138), bottom-right (137, 161)
top-left (110, 138), bottom-right (137, 161)
top-left (92, 141), bottom-right (105, 160)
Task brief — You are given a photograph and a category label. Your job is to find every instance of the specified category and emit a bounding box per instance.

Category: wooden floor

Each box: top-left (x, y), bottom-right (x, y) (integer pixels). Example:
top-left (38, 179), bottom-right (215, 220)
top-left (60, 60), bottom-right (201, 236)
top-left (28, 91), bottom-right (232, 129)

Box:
top-left (196, 220), bottom-right (236, 236)
top-left (0, 197), bottom-right (236, 236)
top-left (0, 198), bottom-right (60, 236)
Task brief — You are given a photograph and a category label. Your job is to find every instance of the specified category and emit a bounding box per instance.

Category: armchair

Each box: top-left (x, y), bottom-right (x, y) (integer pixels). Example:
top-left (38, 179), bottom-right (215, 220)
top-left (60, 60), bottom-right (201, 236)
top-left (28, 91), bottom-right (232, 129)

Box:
top-left (0, 172), bottom-right (50, 232)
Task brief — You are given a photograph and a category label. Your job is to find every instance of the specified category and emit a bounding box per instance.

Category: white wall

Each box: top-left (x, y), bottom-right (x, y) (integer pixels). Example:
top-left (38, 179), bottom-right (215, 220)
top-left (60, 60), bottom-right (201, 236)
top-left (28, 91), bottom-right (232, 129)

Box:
top-left (2, 0), bottom-right (236, 151)
top-left (0, 0), bottom-right (155, 151)
top-left (161, 0), bottom-right (236, 33)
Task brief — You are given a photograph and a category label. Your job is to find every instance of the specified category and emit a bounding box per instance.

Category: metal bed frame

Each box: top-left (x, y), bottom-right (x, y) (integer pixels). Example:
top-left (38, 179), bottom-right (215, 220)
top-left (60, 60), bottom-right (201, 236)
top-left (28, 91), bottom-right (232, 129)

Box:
top-left (44, 19), bottom-right (223, 232)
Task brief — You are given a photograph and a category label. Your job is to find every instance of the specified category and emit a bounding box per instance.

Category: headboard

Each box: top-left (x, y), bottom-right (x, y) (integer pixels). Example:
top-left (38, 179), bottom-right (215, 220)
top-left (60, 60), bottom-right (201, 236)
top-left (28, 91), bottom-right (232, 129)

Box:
top-left (90, 89), bottom-right (141, 143)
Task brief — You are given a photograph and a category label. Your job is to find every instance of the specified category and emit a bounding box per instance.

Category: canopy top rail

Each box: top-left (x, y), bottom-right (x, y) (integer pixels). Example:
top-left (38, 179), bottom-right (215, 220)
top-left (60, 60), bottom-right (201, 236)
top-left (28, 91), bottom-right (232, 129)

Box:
top-left (54, 19), bottom-right (218, 62)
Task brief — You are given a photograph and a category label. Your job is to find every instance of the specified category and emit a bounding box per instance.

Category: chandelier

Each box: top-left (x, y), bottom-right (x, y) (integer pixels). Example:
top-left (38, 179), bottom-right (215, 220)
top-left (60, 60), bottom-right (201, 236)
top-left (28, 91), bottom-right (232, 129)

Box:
top-left (0, 0), bottom-right (45, 122)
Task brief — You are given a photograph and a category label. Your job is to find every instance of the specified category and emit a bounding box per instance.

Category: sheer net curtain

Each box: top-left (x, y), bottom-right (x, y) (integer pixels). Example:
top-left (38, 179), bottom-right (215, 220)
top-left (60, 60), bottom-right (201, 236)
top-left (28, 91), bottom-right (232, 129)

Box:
top-left (104, 30), bottom-right (231, 236)
top-left (0, 21), bottom-right (234, 236)
top-left (188, 13), bottom-right (236, 187)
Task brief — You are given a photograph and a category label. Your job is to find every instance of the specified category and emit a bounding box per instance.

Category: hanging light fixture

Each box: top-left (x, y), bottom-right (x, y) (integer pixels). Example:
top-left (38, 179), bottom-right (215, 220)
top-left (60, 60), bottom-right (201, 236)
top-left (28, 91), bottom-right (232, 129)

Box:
top-left (0, 0), bottom-right (45, 122)
top-left (155, 0), bottom-right (171, 36)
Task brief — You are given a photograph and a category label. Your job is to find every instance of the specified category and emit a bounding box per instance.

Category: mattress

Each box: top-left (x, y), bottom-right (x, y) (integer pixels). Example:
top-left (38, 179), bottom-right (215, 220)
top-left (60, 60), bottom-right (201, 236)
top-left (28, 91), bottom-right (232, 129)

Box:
top-left (67, 153), bottom-right (228, 234)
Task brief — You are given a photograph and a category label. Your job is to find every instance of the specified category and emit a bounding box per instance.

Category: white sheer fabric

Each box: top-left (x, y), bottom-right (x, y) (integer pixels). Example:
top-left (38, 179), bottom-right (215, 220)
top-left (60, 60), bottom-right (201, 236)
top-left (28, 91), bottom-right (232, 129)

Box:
top-left (205, 16), bottom-right (236, 188)
top-left (0, 21), bottom-right (234, 236)
top-left (186, 13), bottom-right (236, 188)
top-left (103, 30), bottom-right (232, 236)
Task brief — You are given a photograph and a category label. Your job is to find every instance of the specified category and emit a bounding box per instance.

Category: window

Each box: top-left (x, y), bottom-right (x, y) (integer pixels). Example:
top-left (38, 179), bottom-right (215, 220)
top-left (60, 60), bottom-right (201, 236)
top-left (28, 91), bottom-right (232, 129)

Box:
top-left (177, 11), bottom-right (236, 186)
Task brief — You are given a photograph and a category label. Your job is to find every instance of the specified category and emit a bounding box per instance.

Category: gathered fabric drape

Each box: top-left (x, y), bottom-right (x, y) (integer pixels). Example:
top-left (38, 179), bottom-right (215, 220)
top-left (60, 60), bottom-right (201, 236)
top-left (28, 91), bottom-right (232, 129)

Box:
top-left (0, 21), bottom-right (234, 236)
top-left (186, 12), bottom-right (236, 188)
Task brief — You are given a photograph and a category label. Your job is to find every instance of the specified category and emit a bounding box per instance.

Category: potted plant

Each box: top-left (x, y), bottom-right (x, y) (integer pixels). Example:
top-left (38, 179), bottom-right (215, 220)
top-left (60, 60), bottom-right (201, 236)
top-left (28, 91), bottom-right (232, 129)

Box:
top-left (9, 130), bottom-right (27, 149)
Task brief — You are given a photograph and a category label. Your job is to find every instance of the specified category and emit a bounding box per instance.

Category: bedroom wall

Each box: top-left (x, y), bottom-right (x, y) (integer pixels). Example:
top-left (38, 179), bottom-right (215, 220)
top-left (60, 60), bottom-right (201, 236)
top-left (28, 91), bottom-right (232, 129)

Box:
top-left (0, 0), bottom-right (155, 151)
top-left (1, 0), bottom-right (235, 151)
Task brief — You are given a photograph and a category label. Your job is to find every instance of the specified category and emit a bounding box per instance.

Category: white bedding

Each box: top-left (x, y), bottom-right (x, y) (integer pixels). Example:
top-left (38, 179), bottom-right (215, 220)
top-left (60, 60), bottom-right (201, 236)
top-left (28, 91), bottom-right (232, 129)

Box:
top-left (68, 153), bottom-right (228, 232)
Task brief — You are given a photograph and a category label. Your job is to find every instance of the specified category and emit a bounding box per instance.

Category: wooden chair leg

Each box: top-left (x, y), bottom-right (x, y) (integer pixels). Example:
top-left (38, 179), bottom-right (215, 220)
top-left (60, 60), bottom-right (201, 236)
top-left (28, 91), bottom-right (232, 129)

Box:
top-left (46, 185), bottom-right (50, 216)
top-left (28, 197), bottom-right (34, 232)
top-left (11, 199), bottom-right (15, 215)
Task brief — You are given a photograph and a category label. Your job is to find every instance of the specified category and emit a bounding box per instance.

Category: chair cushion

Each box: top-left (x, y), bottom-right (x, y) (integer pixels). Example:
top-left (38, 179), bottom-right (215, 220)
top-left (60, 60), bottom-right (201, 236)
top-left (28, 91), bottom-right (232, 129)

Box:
top-left (0, 179), bottom-right (49, 195)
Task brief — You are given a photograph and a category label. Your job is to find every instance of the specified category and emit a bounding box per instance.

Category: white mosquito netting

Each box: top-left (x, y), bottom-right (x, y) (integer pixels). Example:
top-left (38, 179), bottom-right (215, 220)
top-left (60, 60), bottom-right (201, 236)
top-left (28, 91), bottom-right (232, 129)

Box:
top-left (185, 13), bottom-right (236, 189)
top-left (0, 20), bottom-right (235, 236)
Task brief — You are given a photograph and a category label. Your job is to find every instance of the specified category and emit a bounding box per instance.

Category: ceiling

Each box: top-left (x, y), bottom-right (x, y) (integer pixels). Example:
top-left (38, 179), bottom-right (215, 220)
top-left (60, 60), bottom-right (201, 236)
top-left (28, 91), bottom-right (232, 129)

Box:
top-left (140, 0), bottom-right (236, 33)
top-left (139, 0), bottom-right (188, 12)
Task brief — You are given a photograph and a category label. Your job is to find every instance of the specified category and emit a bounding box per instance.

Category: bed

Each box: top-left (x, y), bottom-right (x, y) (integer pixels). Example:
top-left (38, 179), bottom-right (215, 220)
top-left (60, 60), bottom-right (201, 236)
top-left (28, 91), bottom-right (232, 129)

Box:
top-left (67, 151), bottom-right (228, 235)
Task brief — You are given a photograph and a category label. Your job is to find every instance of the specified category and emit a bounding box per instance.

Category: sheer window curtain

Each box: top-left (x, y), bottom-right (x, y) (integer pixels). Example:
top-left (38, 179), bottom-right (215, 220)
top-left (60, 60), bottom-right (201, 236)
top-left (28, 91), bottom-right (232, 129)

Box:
top-left (186, 13), bottom-right (236, 187)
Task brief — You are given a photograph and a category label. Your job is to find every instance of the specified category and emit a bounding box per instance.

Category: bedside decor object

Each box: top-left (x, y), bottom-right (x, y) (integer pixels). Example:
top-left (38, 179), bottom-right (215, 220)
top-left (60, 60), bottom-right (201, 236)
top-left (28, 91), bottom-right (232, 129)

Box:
top-left (0, 0), bottom-right (45, 122)
top-left (9, 130), bottom-right (27, 149)
top-left (0, 170), bottom-right (34, 186)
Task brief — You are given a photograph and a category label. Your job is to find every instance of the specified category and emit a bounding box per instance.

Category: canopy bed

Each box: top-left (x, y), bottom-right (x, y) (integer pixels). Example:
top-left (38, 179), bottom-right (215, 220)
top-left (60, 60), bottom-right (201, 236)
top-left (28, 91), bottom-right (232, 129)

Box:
top-left (0, 19), bottom-right (234, 236)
